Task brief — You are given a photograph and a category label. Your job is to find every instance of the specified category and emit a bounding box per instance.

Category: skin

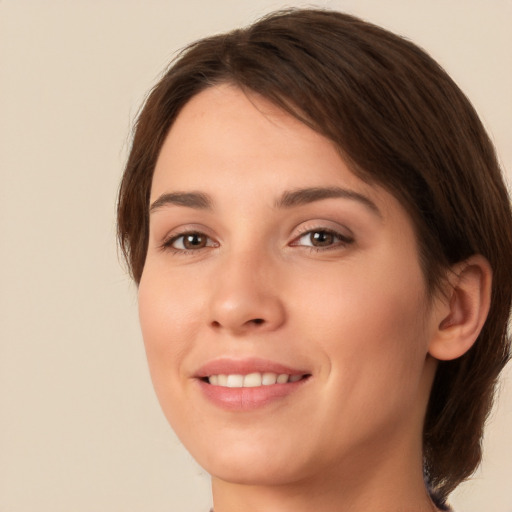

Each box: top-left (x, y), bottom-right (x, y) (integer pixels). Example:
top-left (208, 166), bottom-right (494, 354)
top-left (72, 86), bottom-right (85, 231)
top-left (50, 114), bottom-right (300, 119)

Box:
top-left (138, 84), bottom-right (447, 512)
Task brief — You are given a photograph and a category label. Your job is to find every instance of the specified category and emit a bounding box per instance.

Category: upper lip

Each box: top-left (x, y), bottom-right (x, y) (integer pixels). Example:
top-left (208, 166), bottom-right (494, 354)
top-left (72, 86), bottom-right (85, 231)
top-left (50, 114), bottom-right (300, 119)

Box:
top-left (194, 357), bottom-right (309, 378)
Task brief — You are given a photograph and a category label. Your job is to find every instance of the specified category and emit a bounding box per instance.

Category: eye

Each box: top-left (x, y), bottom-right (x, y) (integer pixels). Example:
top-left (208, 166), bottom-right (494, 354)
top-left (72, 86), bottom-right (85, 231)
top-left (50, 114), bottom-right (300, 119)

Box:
top-left (164, 231), bottom-right (217, 252)
top-left (292, 228), bottom-right (353, 249)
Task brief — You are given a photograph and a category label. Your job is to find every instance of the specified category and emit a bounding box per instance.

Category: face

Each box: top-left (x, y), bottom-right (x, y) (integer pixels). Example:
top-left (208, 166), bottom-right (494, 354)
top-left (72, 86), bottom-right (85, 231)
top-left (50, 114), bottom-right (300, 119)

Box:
top-left (139, 84), bottom-right (439, 487)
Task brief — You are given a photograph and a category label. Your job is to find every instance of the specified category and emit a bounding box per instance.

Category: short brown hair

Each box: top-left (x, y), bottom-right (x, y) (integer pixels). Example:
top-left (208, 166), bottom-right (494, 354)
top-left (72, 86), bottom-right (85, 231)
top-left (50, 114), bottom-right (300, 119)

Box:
top-left (117, 8), bottom-right (512, 504)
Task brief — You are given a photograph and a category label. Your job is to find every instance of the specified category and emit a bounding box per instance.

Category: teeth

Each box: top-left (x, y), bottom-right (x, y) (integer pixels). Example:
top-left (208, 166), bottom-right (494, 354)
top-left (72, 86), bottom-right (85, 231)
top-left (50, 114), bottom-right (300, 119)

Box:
top-left (207, 372), bottom-right (303, 387)
top-left (262, 372), bottom-right (279, 385)
top-left (226, 374), bottom-right (244, 388)
top-left (243, 372), bottom-right (262, 387)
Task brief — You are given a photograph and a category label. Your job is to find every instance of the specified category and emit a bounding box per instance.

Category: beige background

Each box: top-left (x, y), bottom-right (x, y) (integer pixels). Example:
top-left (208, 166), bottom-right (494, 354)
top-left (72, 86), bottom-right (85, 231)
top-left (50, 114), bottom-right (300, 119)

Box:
top-left (1, 1), bottom-right (510, 511)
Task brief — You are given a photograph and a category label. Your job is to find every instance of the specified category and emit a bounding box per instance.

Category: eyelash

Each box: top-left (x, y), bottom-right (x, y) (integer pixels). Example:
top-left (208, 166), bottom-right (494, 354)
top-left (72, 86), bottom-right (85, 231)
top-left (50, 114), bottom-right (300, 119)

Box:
top-left (161, 227), bottom-right (354, 255)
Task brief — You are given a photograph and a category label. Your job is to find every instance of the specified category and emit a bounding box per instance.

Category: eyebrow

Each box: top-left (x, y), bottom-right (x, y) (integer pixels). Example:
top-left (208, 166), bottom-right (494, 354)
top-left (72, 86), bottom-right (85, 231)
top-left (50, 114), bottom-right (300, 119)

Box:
top-left (275, 186), bottom-right (382, 217)
top-left (149, 186), bottom-right (381, 217)
top-left (150, 192), bottom-right (212, 213)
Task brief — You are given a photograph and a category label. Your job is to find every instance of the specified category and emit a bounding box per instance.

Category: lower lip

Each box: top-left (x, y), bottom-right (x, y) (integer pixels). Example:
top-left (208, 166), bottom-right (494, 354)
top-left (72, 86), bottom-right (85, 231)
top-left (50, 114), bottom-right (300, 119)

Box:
top-left (197, 378), bottom-right (309, 411)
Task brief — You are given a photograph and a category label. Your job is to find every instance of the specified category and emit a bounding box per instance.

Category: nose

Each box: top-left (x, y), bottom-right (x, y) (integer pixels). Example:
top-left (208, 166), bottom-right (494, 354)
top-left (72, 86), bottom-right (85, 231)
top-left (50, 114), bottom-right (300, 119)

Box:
top-left (208, 251), bottom-right (286, 335)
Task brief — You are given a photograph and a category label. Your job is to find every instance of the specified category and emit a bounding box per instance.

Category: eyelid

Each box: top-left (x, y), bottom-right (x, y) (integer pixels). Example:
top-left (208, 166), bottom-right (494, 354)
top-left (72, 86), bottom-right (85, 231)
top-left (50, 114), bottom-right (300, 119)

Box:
top-left (292, 220), bottom-right (354, 240)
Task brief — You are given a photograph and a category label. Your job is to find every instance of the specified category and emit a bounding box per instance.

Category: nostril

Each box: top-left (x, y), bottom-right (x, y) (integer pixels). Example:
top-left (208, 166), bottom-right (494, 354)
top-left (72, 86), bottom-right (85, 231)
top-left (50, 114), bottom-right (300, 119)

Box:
top-left (209, 317), bottom-right (272, 331)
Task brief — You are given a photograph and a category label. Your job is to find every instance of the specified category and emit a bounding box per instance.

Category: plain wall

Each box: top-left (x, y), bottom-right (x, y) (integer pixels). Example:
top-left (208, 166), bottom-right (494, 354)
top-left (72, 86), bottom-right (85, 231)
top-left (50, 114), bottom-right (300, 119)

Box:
top-left (1, 1), bottom-right (510, 511)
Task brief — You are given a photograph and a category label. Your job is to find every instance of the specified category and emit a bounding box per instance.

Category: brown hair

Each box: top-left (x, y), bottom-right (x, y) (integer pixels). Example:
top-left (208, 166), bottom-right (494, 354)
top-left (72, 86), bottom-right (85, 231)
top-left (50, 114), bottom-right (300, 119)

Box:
top-left (117, 8), bottom-right (512, 504)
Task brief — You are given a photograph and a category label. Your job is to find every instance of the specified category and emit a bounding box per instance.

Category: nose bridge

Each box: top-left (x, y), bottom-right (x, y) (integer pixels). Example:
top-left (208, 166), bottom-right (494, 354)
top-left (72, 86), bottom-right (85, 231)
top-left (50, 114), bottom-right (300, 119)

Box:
top-left (208, 245), bottom-right (285, 334)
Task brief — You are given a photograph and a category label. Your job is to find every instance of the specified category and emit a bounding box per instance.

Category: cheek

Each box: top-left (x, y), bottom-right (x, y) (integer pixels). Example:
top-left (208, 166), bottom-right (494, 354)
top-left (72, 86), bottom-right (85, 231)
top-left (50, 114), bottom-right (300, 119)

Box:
top-left (138, 266), bottom-right (202, 383)
top-left (296, 251), bottom-right (427, 338)
top-left (137, 266), bottom-right (209, 437)
top-left (294, 255), bottom-right (430, 398)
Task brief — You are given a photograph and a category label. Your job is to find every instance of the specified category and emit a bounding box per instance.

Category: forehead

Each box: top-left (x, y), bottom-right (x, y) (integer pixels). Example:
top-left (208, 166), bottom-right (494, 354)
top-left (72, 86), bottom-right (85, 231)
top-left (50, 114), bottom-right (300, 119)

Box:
top-left (153, 85), bottom-right (365, 195)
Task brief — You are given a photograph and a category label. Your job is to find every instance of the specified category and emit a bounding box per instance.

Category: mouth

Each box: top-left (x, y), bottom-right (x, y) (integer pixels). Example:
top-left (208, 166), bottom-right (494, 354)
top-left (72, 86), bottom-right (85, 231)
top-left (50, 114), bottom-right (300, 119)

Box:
top-left (194, 358), bottom-right (311, 410)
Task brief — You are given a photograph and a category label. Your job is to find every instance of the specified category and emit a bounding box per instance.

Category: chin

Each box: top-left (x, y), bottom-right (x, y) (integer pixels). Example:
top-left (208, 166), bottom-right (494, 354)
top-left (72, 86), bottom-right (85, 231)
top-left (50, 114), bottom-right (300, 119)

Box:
top-left (208, 460), bottom-right (303, 487)
top-left (189, 437), bottom-right (310, 486)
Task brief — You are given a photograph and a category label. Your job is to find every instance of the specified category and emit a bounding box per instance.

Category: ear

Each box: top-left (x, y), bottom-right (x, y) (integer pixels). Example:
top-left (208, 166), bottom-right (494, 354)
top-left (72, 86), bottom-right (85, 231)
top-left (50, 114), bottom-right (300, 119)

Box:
top-left (428, 255), bottom-right (492, 361)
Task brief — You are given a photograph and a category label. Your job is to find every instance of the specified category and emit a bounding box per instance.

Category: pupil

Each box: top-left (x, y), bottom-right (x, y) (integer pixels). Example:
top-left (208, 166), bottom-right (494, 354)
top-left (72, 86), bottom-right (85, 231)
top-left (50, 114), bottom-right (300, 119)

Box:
top-left (184, 233), bottom-right (205, 249)
top-left (312, 231), bottom-right (333, 246)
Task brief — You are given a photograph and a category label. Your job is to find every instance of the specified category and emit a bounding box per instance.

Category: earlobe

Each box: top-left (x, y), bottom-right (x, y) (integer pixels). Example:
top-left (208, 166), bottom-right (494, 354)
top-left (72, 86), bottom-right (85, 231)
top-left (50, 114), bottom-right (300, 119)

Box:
top-left (428, 255), bottom-right (492, 361)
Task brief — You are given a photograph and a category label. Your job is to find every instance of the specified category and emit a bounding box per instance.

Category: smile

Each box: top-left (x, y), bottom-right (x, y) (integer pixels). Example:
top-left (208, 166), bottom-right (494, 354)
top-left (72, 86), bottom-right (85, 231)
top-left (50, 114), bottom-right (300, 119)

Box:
top-left (207, 372), bottom-right (305, 387)
top-left (195, 359), bottom-right (311, 410)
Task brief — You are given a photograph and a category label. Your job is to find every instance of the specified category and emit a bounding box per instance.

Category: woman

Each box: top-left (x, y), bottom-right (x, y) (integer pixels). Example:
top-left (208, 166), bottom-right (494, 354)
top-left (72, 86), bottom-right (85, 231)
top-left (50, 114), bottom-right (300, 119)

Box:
top-left (117, 9), bottom-right (512, 512)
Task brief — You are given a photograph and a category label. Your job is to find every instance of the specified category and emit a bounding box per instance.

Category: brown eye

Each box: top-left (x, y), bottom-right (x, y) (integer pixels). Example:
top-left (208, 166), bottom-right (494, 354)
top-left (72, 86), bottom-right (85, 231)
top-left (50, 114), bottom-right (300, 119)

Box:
top-left (309, 231), bottom-right (335, 247)
top-left (168, 232), bottom-right (212, 251)
top-left (182, 233), bottom-right (207, 249)
top-left (293, 228), bottom-right (353, 249)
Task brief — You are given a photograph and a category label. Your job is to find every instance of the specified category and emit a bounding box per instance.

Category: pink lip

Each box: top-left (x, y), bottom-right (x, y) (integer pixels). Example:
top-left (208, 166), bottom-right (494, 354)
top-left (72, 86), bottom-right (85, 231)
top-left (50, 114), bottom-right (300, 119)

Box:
top-left (193, 357), bottom-right (311, 411)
